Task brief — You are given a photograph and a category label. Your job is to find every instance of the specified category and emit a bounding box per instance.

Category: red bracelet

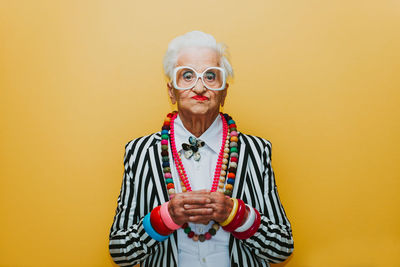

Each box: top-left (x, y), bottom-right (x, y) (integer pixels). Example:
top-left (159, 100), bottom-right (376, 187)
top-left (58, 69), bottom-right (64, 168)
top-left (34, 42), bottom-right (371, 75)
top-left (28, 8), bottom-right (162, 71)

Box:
top-left (222, 199), bottom-right (246, 232)
top-left (232, 208), bottom-right (261, 239)
top-left (150, 205), bottom-right (175, 236)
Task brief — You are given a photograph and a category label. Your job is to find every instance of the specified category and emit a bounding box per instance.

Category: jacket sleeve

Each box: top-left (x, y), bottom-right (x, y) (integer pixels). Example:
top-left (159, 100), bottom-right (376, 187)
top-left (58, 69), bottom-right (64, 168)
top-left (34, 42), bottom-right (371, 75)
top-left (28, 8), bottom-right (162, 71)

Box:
top-left (239, 140), bottom-right (294, 263)
top-left (108, 139), bottom-right (161, 267)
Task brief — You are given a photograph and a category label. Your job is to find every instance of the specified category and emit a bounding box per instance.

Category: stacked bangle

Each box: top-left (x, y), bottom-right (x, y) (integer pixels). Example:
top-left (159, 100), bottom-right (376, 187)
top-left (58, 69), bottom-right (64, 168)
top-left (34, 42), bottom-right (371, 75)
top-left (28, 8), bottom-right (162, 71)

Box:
top-left (143, 213), bottom-right (170, 242)
top-left (232, 208), bottom-right (261, 240)
top-left (160, 202), bottom-right (182, 230)
top-left (220, 198), bottom-right (238, 227)
top-left (150, 205), bottom-right (175, 236)
top-left (234, 204), bottom-right (256, 232)
top-left (222, 199), bottom-right (246, 232)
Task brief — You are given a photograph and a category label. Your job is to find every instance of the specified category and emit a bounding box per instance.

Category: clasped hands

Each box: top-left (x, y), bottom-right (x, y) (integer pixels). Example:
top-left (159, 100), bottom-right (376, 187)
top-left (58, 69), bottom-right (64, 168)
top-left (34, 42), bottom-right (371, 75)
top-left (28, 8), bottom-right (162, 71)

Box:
top-left (168, 190), bottom-right (233, 225)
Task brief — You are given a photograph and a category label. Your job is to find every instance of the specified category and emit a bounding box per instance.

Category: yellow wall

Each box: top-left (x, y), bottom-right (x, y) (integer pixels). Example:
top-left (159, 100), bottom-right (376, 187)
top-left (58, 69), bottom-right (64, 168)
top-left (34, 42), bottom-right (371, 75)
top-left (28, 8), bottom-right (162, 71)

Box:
top-left (1, 0), bottom-right (399, 266)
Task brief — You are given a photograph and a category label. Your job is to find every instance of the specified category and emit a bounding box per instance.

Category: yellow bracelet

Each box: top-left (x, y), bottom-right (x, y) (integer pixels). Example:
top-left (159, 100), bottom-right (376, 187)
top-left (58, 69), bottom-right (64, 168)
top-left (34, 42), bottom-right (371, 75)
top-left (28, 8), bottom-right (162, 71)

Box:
top-left (220, 198), bottom-right (238, 226)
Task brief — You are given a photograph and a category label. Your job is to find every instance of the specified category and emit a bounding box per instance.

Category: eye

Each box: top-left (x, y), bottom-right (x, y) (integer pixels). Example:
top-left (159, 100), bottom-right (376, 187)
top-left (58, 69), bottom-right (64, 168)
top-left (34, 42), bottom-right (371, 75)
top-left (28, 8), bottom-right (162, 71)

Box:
top-left (204, 71), bottom-right (216, 81)
top-left (182, 71), bottom-right (194, 81)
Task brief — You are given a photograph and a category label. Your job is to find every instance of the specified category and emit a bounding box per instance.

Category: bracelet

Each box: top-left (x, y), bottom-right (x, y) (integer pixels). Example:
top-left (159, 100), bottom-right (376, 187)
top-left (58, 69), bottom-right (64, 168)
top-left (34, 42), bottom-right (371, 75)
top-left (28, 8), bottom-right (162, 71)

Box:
top-left (222, 199), bottom-right (246, 232)
top-left (150, 205), bottom-right (175, 236)
top-left (160, 202), bottom-right (181, 230)
top-left (232, 208), bottom-right (261, 240)
top-left (220, 198), bottom-right (238, 227)
top-left (234, 204), bottom-right (256, 232)
top-left (143, 213), bottom-right (170, 242)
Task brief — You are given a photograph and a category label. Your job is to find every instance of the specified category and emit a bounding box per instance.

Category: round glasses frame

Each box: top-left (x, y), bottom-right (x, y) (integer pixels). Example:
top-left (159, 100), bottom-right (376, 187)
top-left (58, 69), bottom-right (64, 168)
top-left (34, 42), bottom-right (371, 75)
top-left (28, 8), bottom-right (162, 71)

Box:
top-left (172, 66), bottom-right (226, 91)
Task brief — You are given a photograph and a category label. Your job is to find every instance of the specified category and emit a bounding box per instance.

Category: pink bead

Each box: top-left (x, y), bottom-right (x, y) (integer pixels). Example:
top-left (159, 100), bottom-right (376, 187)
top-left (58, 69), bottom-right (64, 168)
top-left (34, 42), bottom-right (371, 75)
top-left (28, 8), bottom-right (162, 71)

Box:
top-left (230, 131), bottom-right (238, 136)
top-left (161, 139), bottom-right (168, 145)
top-left (164, 173), bottom-right (172, 178)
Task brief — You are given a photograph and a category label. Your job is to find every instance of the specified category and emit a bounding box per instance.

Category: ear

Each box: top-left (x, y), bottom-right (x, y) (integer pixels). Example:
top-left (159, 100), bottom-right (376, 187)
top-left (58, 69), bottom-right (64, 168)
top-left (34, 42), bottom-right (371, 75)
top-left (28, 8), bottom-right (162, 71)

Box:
top-left (167, 82), bottom-right (177, 105)
top-left (220, 83), bottom-right (229, 107)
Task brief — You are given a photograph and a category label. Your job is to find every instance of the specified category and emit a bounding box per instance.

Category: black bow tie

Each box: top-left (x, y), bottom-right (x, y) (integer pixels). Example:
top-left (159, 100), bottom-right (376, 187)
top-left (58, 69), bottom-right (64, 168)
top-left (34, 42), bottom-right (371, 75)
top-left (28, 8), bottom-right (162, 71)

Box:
top-left (182, 136), bottom-right (205, 161)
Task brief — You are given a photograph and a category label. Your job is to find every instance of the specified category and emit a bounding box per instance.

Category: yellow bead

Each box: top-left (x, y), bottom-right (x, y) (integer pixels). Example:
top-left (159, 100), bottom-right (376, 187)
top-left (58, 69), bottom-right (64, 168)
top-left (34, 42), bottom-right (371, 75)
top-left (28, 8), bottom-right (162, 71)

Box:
top-left (222, 164), bottom-right (227, 170)
top-left (168, 188), bottom-right (176, 194)
top-left (217, 188), bottom-right (224, 193)
top-left (220, 170), bottom-right (226, 176)
top-left (222, 158), bottom-right (228, 164)
top-left (230, 136), bottom-right (238, 142)
top-left (219, 176), bottom-right (226, 182)
top-left (218, 182), bottom-right (225, 188)
top-left (223, 153), bottom-right (229, 158)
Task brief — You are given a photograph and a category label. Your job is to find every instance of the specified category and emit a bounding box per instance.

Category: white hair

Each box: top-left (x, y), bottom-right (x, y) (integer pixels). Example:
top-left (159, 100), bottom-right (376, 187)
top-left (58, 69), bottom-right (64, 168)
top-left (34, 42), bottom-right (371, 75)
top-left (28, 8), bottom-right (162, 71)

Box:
top-left (163, 30), bottom-right (234, 80)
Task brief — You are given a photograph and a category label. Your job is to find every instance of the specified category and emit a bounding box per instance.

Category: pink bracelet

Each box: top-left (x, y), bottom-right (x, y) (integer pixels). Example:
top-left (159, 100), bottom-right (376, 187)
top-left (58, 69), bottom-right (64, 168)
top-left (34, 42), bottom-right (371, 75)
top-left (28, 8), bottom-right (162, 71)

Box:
top-left (160, 202), bottom-right (181, 230)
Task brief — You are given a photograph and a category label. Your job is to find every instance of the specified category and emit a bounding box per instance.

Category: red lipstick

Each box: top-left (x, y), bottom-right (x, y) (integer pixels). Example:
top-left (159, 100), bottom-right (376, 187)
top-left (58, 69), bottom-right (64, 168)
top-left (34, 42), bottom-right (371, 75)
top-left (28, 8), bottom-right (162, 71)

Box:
top-left (192, 95), bottom-right (209, 101)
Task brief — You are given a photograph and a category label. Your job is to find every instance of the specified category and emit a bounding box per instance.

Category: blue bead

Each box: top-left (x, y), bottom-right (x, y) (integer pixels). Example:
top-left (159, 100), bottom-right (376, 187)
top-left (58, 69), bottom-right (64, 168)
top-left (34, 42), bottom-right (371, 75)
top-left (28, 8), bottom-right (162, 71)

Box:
top-left (161, 129), bottom-right (169, 135)
top-left (227, 178), bottom-right (235, 184)
top-left (162, 162), bottom-right (170, 167)
top-left (228, 119), bottom-right (235, 125)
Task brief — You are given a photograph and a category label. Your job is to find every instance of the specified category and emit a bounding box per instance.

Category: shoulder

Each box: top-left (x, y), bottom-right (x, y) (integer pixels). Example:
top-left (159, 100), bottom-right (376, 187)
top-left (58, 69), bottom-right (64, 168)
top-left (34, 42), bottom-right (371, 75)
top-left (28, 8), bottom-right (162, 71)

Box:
top-left (123, 132), bottom-right (161, 158)
top-left (238, 132), bottom-right (272, 155)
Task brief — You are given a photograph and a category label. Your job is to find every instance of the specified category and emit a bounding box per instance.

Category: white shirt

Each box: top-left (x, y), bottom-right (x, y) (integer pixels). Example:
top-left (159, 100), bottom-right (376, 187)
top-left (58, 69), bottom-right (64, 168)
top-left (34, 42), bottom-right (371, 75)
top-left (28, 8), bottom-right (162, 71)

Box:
top-left (170, 115), bottom-right (230, 267)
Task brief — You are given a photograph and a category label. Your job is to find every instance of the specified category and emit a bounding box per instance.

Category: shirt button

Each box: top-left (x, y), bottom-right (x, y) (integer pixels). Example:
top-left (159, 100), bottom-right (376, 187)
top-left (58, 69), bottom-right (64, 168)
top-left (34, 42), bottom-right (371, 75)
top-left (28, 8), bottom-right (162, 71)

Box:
top-left (202, 258), bottom-right (206, 263)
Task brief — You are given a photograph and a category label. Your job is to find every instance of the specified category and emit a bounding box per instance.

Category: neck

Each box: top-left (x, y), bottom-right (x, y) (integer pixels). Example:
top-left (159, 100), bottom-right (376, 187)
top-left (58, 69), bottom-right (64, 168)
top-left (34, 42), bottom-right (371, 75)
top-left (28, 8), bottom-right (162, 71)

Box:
top-left (178, 110), bottom-right (220, 137)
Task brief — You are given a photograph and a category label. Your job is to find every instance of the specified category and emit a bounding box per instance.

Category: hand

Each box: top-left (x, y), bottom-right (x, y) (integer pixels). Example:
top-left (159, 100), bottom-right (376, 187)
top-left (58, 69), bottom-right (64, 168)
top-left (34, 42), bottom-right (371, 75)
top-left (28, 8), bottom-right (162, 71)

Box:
top-left (207, 191), bottom-right (234, 223)
top-left (168, 190), bottom-right (214, 225)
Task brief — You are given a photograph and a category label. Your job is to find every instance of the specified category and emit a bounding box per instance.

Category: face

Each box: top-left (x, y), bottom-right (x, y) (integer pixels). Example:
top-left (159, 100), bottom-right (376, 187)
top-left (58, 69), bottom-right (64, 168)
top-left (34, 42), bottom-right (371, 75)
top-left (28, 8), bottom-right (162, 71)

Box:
top-left (167, 47), bottom-right (228, 117)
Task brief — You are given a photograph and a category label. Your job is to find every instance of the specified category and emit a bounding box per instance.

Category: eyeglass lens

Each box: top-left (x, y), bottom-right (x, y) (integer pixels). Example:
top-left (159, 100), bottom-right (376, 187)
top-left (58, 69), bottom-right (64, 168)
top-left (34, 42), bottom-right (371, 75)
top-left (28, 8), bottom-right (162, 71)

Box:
top-left (175, 67), bottom-right (224, 90)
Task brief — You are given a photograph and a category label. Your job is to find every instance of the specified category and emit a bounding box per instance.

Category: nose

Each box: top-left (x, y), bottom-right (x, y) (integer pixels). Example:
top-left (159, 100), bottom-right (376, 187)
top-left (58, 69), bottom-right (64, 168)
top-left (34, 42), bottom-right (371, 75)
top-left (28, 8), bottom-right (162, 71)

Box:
top-left (192, 76), bottom-right (207, 94)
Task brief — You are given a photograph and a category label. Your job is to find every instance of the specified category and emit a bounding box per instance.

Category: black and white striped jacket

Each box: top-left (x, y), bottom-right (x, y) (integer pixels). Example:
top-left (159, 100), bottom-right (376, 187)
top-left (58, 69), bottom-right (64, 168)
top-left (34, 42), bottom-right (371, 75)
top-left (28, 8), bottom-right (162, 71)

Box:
top-left (109, 131), bottom-right (294, 267)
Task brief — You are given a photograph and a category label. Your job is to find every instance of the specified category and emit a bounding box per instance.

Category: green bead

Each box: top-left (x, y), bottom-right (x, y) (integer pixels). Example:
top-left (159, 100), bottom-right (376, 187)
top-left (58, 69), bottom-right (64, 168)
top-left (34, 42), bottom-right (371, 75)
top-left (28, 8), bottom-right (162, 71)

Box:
top-left (161, 134), bottom-right (169, 140)
top-left (163, 167), bottom-right (171, 173)
top-left (161, 145), bottom-right (168, 150)
top-left (209, 228), bottom-right (216, 236)
top-left (184, 227), bottom-right (191, 234)
top-left (230, 128), bottom-right (237, 132)
top-left (199, 234), bottom-right (206, 242)
top-left (230, 147), bottom-right (238, 153)
top-left (224, 190), bottom-right (232, 196)
top-left (165, 178), bottom-right (173, 184)
top-left (228, 119), bottom-right (235, 125)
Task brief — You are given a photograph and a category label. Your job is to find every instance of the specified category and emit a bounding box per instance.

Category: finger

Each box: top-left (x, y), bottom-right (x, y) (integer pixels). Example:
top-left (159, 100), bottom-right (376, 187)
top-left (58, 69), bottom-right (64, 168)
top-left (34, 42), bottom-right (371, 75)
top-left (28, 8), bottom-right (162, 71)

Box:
top-left (183, 196), bottom-right (211, 205)
top-left (184, 208), bottom-right (213, 216)
top-left (183, 204), bottom-right (208, 210)
top-left (188, 215), bottom-right (213, 223)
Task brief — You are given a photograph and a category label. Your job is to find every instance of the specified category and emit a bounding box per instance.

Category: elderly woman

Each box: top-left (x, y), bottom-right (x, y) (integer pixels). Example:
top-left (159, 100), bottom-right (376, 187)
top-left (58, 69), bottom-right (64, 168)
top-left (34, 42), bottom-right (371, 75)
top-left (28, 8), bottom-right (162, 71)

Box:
top-left (109, 31), bottom-right (294, 267)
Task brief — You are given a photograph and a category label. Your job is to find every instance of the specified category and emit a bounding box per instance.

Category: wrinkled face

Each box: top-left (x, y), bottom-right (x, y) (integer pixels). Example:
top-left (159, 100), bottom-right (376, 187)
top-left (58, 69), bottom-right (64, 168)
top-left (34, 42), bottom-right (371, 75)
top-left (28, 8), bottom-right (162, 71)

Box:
top-left (168, 47), bottom-right (228, 116)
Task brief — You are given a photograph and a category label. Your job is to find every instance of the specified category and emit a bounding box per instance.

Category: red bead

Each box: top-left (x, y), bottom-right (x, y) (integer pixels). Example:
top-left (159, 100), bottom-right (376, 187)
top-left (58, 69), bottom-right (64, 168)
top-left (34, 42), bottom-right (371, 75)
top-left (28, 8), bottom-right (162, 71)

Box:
top-left (167, 183), bottom-right (175, 189)
top-left (188, 231), bottom-right (195, 238)
top-left (205, 232), bottom-right (212, 240)
top-left (228, 173), bottom-right (235, 179)
top-left (230, 157), bottom-right (238, 162)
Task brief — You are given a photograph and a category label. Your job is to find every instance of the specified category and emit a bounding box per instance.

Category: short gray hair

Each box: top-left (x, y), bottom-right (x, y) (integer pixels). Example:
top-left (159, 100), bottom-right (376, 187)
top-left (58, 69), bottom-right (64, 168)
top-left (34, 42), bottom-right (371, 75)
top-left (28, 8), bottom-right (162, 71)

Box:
top-left (163, 30), bottom-right (234, 80)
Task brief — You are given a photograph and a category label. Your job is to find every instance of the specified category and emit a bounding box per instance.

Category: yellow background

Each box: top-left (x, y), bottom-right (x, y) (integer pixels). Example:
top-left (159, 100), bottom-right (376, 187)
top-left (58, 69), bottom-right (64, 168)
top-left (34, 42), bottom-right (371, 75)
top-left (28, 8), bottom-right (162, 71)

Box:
top-left (1, 0), bottom-right (399, 266)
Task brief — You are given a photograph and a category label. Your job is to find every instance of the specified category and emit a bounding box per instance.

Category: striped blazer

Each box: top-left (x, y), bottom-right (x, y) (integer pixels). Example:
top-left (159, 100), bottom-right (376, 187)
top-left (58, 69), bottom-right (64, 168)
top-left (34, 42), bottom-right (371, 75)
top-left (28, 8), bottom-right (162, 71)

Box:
top-left (109, 131), bottom-right (294, 267)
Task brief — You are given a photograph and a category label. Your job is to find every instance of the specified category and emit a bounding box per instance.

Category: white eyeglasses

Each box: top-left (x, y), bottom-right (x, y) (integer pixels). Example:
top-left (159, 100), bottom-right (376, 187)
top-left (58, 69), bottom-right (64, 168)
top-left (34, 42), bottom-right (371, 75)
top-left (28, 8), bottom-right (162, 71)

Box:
top-left (172, 66), bottom-right (226, 91)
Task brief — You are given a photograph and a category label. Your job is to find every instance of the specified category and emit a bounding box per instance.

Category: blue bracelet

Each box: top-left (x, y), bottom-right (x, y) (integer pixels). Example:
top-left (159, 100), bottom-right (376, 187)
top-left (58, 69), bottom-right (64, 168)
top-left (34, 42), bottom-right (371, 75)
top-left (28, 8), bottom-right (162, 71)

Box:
top-left (143, 213), bottom-right (170, 242)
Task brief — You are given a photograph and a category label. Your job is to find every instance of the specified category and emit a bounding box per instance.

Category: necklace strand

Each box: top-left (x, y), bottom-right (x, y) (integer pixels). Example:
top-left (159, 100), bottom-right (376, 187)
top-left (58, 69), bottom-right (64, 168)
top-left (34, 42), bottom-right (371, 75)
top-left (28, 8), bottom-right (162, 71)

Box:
top-left (160, 112), bottom-right (239, 242)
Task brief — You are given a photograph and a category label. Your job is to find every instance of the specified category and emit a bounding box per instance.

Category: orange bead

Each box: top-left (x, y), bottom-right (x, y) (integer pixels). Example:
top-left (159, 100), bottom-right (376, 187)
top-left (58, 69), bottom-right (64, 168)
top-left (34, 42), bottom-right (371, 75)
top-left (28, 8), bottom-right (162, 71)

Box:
top-left (225, 184), bottom-right (233, 191)
top-left (228, 173), bottom-right (235, 179)
top-left (230, 136), bottom-right (238, 142)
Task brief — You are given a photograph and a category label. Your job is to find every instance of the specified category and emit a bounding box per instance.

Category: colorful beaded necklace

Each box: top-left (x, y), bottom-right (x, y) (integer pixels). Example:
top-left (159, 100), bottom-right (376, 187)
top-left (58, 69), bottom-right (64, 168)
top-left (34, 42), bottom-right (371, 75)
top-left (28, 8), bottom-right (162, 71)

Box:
top-left (160, 111), bottom-right (239, 242)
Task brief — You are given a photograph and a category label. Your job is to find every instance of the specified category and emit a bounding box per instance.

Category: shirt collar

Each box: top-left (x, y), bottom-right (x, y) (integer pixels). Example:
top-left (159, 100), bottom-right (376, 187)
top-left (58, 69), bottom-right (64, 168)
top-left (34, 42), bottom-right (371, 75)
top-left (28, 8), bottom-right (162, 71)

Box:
top-left (173, 114), bottom-right (222, 154)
